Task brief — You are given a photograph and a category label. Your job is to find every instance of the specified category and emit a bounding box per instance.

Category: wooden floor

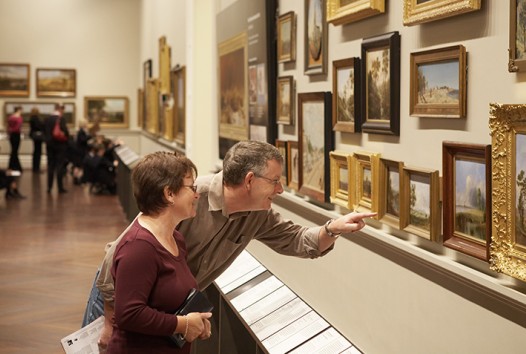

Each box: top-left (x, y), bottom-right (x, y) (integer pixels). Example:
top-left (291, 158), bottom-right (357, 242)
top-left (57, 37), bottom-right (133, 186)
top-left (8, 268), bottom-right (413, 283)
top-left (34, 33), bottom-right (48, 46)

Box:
top-left (0, 170), bottom-right (129, 353)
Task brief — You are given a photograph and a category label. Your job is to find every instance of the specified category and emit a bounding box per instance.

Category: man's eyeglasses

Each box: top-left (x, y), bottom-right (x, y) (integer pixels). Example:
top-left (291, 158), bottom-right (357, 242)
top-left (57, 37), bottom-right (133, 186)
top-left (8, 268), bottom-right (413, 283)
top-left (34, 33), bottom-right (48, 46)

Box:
top-left (254, 174), bottom-right (281, 186)
top-left (183, 185), bottom-right (198, 193)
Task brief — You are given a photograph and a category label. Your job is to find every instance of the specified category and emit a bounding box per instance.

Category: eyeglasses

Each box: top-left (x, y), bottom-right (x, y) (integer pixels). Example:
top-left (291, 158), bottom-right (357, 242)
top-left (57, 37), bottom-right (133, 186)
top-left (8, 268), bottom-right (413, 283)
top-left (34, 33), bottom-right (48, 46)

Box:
top-left (183, 185), bottom-right (198, 193)
top-left (254, 174), bottom-right (281, 186)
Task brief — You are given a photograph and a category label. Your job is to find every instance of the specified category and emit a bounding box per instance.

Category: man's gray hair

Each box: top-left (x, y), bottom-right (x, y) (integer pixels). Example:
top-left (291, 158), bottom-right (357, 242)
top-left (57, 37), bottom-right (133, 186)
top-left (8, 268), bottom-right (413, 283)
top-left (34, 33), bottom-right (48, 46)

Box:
top-left (223, 140), bottom-right (283, 186)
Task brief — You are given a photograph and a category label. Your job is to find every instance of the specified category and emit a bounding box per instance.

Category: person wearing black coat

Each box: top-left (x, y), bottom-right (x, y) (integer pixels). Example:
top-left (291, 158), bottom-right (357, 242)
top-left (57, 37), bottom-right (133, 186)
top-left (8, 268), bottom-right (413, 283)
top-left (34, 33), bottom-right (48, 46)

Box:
top-left (29, 107), bottom-right (45, 172)
top-left (44, 103), bottom-right (70, 194)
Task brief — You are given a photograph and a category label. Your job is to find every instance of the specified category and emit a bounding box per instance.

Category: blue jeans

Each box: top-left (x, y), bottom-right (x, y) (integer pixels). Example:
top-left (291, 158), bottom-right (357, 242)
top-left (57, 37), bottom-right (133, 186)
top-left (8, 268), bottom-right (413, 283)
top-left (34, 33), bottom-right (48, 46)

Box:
top-left (81, 269), bottom-right (105, 327)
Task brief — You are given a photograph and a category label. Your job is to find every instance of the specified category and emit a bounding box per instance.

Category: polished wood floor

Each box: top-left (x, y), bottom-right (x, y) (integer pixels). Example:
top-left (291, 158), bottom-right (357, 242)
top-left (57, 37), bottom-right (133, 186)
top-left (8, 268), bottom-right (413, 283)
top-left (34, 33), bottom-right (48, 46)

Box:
top-left (0, 170), bottom-right (129, 353)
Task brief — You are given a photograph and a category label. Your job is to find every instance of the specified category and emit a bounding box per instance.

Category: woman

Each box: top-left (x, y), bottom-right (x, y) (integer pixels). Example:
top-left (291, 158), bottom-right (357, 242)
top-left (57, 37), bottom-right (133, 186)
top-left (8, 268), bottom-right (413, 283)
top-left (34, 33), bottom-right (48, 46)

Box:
top-left (106, 152), bottom-right (212, 354)
top-left (7, 106), bottom-right (23, 172)
top-left (29, 107), bottom-right (44, 172)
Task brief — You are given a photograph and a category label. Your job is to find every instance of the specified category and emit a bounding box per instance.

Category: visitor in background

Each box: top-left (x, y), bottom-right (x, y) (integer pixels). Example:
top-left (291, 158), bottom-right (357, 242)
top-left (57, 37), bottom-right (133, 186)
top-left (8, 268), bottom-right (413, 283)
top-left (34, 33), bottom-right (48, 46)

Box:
top-left (7, 106), bottom-right (23, 172)
top-left (44, 103), bottom-right (69, 194)
top-left (29, 107), bottom-right (44, 172)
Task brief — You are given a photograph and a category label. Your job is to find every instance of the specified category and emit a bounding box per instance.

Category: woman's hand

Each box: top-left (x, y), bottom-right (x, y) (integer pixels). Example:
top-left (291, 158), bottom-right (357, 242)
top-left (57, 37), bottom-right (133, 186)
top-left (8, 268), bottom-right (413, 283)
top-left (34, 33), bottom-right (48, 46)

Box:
top-left (183, 312), bottom-right (213, 342)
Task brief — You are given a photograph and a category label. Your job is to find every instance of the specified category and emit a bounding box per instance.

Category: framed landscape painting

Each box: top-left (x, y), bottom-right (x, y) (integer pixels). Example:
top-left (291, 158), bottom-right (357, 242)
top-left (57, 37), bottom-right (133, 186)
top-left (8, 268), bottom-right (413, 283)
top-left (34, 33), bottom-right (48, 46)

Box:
top-left (410, 45), bottom-right (467, 118)
top-left (510, 0), bottom-right (526, 72)
top-left (489, 103), bottom-right (526, 281)
top-left (4, 101), bottom-right (75, 127)
top-left (277, 11), bottom-right (296, 63)
top-left (276, 139), bottom-right (288, 186)
top-left (403, 0), bottom-right (481, 26)
top-left (443, 141), bottom-right (491, 261)
top-left (0, 63), bottom-right (29, 97)
top-left (332, 57), bottom-right (361, 133)
top-left (304, 0), bottom-right (328, 75)
top-left (287, 141), bottom-right (300, 191)
top-left (329, 150), bottom-right (352, 208)
top-left (84, 96), bottom-right (129, 128)
top-left (36, 68), bottom-right (76, 98)
top-left (277, 76), bottom-right (294, 125)
top-left (400, 166), bottom-right (440, 241)
top-left (350, 151), bottom-right (380, 216)
top-left (298, 92), bottom-right (333, 204)
top-left (361, 31), bottom-right (400, 135)
top-left (378, 158), bottom-right (404, 229)
top-left (327, 0), bottom-right (385, 25)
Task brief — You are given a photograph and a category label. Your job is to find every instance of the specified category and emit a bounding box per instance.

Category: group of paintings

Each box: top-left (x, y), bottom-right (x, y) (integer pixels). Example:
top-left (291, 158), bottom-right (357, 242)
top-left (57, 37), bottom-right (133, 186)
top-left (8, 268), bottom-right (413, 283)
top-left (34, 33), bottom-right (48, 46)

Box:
top-left (139, 36), bottom-right (186, 146)
top-left (328, 141), bottom-right (492, 262)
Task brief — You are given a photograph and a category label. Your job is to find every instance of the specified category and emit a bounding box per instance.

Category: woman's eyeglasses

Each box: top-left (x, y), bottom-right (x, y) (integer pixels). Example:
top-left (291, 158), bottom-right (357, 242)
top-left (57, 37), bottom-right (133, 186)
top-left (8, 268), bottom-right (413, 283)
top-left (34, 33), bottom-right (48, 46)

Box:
top-left (183, 185), bottom-right (197, 193)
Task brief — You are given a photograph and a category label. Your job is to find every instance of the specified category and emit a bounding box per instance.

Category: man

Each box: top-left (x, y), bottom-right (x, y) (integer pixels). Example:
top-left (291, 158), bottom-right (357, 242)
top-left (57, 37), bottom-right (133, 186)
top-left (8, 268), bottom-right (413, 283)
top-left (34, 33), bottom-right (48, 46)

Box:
top-left (88, 140), bottom-right (375, 350)
top-left (44, 103), bottom-right (69, 194)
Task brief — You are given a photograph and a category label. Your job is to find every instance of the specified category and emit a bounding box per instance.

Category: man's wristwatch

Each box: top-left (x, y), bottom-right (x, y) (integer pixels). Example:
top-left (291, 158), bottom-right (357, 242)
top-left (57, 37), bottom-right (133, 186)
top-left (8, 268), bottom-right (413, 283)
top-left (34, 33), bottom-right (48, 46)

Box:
top-left (324, 219), bottom-right (342, 238)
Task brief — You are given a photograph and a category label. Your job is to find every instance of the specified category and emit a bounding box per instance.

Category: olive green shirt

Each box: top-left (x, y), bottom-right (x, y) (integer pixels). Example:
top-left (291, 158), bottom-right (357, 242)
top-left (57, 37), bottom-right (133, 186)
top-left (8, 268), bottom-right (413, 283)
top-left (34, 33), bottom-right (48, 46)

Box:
top-left (96, 171), bottom-right (330, 305)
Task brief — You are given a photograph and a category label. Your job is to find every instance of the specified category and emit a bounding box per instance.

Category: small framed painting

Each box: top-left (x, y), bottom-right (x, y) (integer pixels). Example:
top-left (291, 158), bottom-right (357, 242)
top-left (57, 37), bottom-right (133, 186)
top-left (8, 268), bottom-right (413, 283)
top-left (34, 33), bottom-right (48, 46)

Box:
top-left (349, 151), bottom-right (380, 216)
top-left (442, 141), bottom-right (491, 261)
top-left (304, 0), bottom-right (328, 75)
top-left (277, 76), bottom-right (294, 125)
top-left (403, 0), bottom-right (481, 26)
top-left (287, 141), bottom-right (300, 191)
top-left (36, 68), bottom-right (76, 98)
top-left (410, 45), bottom-right (467, 118)
top-left (276, 140), bottom-right (289, 186)
top-left (277, 11), bottom-right (296, 63)
top-left (378, 158), bottom-right (404, 229)
top-left (400, 166), bottom-right (441, 241)
top-left (0, 63), bottom-right (30, 97)
top-left (327, 0), bottom-right (385, 25)
top-left (329, 150), bottom-right (351, 208)
top-left (172, 65), bottom-right (186, 146)
top-left (332, 57), bottom-right (361, 133)
top-left (84, 96), bottom-right (129, 128)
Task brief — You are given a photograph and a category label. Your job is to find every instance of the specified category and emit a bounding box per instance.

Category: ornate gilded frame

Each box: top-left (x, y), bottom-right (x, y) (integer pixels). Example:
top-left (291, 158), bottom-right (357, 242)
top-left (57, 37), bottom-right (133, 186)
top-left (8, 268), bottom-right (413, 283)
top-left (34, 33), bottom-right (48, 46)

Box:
top-left (0, 63), bottom-right (29, 97)
top-left (84, 96), bottom-right (129, 129)
top-left (403, 0), bottom-right (481, 26)
top-left (489, 103), bottom-right (526, 281)
top-left (349, 151), bottom-right (380, 216)
top-left (329, 150), bottom-right (352, 208)
top-left (327, 0), bottom-right (385, 25)
top-left (378, 158), bottom-right (404, 229)
top-left (36, 68), bottom-right (76, 98)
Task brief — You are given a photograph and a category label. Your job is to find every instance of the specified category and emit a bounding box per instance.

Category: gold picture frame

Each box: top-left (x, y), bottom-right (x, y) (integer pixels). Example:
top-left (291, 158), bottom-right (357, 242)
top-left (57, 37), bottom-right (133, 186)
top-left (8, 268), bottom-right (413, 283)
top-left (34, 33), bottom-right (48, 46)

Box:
top-left (349, 151), bottom-right (380, 216)
top-left (329, 150), bottom-right (352, 208)
top-left (400, 165), bottom-right (441, 241)
top-left (277, 11), bottom-right (296, 63)
top-left (84, 96), bottom-right (129, 128)
top-left (172, 65), bottom-right (186, 146)
top-left (146, 78), bottom-right (160, 135)
top-left (403, 0), bottom-right (481, 26)
top-left (378, 158), bottom-right (404, 229)
top-left (0, 63), bottom-right (30, 97)
top-left (410, 45), bottom-right (467, 118)
top-left (489, 103), bottom-right (526, 281)
top-left (287, 141), bottom-right (300, 191)
top-left (277, 76), bottom-right (294, 125)
top-left (327, 0), bottom-right (385, 25)
top-left (36, 68), bottom-right (76, 98)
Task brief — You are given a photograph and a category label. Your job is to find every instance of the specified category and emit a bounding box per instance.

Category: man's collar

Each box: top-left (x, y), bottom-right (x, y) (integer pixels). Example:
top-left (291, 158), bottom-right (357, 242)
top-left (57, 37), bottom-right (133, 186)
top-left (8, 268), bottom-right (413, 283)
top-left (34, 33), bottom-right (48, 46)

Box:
top-left (208, 171), bottom-right (250, 219)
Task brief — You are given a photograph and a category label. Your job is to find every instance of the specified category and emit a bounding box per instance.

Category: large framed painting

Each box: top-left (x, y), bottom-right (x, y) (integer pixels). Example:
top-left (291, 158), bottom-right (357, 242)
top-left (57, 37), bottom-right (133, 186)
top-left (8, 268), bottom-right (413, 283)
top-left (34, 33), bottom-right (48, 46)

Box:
top-left (277, 11), bottom-right (296, 63)
top-left (36, 68), bottom-right (76, 98)
top-left (509, 0), bottom-right (526, 72)
top-left (361, 31), bottom-right (400, 136)
top-left (0, 63), bottom-right (30, 97)
top-left (378, 158), bottom-right (404, 229)
top-left (84, 96), bottom-right (129, 128)
top-left (304, 0), bottom-right (328, 75)
top-left (298, 92), bottom-right (333, 204)
top-left (276, 139), bottom-right (289, 186)
top-left (327, 0), bottom-right (385, 25)
top-left (403, 0), bottom-right (481, 26)
top-left (287, 141), bottom-right (300, 191)
top-left (330, 150), bottom-right (352, 208)
top-left (443, 141), bottom-right (491, 261)
top-left (410, 45), bottom-right (467, 118)
top-left (400, 166), bottom-right (441, 241)
top-left (277, 76), bottom-right (294, 125)
top-left (332, 57), bottom-right (361, 133)
top-left (172, 65), bottom-right (186, 146)
top-left (4, 101), bottom-right (75, 127)
top-left (218, 32), bottom-right (249, 142)
top-left (489, 103), bottom-right (526, 281)
top-left (350, 151), bottom-right (380, 216)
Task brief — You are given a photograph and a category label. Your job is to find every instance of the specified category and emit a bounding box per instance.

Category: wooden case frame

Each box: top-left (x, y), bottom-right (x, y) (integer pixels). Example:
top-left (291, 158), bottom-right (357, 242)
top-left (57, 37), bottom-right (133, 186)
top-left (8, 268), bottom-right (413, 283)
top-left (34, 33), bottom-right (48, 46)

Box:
top-left (84, 96), bottom-right (129, 129)
top-left (277, 11), bottom-right (296, 63)
top-left (327, 0), bottom-right (385, 25)
top-left (410, 45), bottom-right (467, 118)
top-left (36, 68), bottom-right (76, 98)
top-left (332, 57), bottom-right (361, 133)
top-left (277, 76), bottom-right (294, 125)
top-left (304, 0), bottom-right (328, 75)
top-left (0, 63), bottom-right (30, 97)
top-left (403, 0), bottom-right (481, 26)
top-left (400, 166), bottom-right (441, 241)
top-left (442, 141), bottom-right (491, 261)
top-left (172, 65), bottom-right (186, 146)
top-left (349, 151), bottom-right (380, 216)
top-left (378, 158), bottom-right (404, 229)
top-left (298, 91), bottom-right (333, 204)
top-left (489, 103), bottom-right (526, 281)
top-left (361, 31), bottom-right (400, 136)
top-left (287, 140), bottom-right (300, 191)
top-left (329, 150), bottom-right (352, 208)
